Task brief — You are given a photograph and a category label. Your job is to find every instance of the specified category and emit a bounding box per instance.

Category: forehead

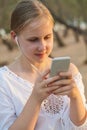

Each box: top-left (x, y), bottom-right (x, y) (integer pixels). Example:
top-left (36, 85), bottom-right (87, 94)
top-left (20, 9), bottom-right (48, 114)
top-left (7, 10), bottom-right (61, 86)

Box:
top-left (19, 17), bottom-right (54, 37)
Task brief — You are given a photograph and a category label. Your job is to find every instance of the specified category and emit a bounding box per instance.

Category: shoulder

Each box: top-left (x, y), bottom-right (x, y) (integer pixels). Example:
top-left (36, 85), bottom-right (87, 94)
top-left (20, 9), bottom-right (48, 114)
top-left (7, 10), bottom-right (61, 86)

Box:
top-left (0, 66), bottom-right (10, 95)
top-left (0, 66), bottom-right (8, 77)
top-left (0, 66), bottom-right (6, 77)
top-left (69, 63), bottom-right (79, 77)
top-left (0, 66), bottom-right (11, 87)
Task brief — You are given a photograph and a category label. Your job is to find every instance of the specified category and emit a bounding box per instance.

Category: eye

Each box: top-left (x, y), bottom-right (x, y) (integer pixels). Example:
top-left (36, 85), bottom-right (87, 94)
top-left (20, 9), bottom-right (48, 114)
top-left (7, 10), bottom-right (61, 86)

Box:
top-left (27, 37), bottom-right (38, 42)
top-left (44, 34), bottom-right (52, 40)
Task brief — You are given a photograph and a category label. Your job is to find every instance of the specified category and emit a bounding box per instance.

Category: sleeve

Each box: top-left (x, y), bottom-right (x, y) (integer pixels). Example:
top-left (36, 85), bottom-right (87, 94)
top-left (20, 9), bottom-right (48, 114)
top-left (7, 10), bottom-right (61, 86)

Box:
top-left (73, 72), bottom-right (87, 107)
top-left (0, 83), bottom-right (17, 130)
top-left (62, 72), bottom-right (87, 130)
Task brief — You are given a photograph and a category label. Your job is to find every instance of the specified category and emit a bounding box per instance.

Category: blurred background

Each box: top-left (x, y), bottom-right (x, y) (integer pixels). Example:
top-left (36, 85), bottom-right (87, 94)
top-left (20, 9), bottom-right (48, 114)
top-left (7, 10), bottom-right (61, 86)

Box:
top-left (0, 0), bottom-right (87, 99)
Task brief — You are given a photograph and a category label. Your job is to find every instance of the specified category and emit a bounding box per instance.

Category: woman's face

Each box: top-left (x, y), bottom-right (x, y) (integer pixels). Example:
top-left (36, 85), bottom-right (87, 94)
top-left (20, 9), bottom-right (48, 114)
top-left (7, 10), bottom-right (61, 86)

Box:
top-left (17, 19), bottom-right (54, 65)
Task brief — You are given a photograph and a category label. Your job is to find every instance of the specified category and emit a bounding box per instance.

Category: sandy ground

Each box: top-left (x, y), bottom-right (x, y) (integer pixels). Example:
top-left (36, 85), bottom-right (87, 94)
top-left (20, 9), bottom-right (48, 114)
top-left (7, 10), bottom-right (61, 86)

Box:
top-left (0, 30), bottom-right (87, 100)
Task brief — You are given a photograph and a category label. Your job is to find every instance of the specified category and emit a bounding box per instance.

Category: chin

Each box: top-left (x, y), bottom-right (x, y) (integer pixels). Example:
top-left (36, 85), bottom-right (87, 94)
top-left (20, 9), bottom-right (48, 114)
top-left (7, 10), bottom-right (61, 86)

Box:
top-left (37, 57), bottom-right (47, 63)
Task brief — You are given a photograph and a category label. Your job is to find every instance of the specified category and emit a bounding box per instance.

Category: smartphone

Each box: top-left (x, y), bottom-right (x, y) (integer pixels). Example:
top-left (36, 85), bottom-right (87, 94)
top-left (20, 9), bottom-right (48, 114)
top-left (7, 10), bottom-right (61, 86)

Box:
top-left (50, 56), bottom-right (70, 77)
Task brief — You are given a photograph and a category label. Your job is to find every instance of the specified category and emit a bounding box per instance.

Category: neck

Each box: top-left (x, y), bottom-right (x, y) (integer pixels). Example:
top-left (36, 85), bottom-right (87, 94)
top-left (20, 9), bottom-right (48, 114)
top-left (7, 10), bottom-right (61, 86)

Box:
top-left (16, 55), bottom-right (51, 74)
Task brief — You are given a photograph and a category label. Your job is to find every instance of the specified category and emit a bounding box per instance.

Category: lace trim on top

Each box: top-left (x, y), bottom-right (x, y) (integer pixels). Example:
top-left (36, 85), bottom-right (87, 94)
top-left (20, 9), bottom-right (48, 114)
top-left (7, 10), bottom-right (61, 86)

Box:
top-left (41, 94), bottom-right (65, 115)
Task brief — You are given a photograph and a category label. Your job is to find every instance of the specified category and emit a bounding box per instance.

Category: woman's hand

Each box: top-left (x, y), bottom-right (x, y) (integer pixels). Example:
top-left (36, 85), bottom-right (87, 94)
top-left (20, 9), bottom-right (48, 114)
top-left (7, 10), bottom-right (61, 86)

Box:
top-left (51, 71), bottom-right (80, 98)
top-left (50, 63), bottom-right (81, 99)
top-left (31, 69), bottom-right (60, 103)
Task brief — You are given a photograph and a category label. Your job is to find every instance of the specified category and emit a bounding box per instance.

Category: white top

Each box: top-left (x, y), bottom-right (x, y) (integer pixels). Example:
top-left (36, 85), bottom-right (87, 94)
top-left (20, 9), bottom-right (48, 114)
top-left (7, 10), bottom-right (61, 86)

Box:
top-left (0, 66), bottom-right (87, 130)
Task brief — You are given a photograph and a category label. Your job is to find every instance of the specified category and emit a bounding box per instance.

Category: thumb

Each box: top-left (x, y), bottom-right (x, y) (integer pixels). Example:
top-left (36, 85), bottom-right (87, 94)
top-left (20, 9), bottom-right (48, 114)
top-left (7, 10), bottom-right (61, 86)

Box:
top-left (35, 69), bottom-right (50, 83)
top-left (41, 69), bottom-right (50, 80)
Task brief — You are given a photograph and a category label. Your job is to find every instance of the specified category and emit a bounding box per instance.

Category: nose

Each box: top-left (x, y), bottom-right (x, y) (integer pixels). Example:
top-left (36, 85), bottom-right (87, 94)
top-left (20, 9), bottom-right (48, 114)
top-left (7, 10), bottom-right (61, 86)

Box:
top-left (38, 39), bottom-right (46, 51)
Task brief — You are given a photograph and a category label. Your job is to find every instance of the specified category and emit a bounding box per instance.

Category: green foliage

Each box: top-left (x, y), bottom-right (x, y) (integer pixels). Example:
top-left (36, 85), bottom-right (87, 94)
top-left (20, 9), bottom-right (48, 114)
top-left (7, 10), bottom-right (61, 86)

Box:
top-left (45, 0), bottom-right (87, 24)
top-left (0, 0), bottom-right (19, 32)
top-left (0, 0), bottom-right (87, 32)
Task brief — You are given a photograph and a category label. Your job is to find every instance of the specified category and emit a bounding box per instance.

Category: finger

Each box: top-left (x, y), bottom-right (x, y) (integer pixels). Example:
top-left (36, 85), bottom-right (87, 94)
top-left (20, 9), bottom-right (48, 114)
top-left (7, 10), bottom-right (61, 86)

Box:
top-left (41, 69), bottom-right (50, 79)
top-left (45, 85), bottom-right (59, 94)
top-left (49, 78), bottom-right (73, 87)
top-left (59, 71), bottom-right (72, 79)
top-left (42, 75), bottom-right (60, 87)
top-left (41, 76), bottom-right (59, 87)
top-left (54, 90), bottom-right (71, 96)
top-left (42, 69), bottom-right (50, 76)
top-left (53, 85), bottom-right (72, 94)
top-left (36, 69), bottom-right (50, 82)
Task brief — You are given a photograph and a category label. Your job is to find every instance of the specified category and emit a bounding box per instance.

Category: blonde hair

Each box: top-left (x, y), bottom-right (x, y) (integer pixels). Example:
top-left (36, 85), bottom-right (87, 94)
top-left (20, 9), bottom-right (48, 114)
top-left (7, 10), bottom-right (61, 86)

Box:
top-left (10, 0), bottom-right (54, 34)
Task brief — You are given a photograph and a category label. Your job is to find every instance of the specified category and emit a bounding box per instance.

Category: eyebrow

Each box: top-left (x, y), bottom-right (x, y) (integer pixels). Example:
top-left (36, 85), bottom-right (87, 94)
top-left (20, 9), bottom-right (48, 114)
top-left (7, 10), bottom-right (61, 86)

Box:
top-left (28, 33), bottom-right (53, 38)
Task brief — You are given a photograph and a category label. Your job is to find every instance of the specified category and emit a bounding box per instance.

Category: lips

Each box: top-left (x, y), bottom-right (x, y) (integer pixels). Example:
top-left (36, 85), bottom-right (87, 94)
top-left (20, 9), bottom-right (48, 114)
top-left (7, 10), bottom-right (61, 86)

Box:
top-left (35, 52), bottom-right (46, 58)
top-left (35, 53), bottom-right (45, 56)
top-left (35, 51), bottom-right (46, 55)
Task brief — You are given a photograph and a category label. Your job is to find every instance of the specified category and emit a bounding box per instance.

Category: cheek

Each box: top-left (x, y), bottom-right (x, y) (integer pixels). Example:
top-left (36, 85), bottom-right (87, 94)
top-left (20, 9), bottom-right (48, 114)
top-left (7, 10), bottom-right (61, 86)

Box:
top-left (21, 44), bottom-right (35, 55)
top-left (48, 40), bottom-right (53, 49)
top-left (25, 42), bottom-right (35, 49)
top-left (47, 43), bottom-right (53, 54)
top-left (26, 46), bottom-right (36, 53)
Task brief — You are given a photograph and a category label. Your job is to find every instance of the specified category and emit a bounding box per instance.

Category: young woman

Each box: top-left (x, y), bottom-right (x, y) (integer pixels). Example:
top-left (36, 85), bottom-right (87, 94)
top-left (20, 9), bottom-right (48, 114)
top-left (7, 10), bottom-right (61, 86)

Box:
top-left (0, 0), bottom-right (87, 130)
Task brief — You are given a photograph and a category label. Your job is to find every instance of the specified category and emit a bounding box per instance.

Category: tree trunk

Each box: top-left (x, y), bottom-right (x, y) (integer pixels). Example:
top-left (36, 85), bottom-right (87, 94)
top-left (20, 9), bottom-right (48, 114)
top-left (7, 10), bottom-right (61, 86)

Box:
top-left (83, 35), bottom-right (87, 64)
top-left (54, 30), bottom-right (65, 47)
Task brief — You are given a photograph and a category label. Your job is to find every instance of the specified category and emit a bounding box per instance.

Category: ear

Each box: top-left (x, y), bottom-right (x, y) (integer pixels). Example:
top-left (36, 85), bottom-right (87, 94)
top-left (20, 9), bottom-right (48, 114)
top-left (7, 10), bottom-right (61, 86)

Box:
top-left (10, 31), bottom-right (16, 40)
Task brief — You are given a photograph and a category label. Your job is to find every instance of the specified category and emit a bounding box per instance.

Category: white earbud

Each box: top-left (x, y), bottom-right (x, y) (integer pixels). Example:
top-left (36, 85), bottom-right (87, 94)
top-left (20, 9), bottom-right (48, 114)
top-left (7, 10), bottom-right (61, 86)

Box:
top-left (15, 36), bottom-right (19, 45)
